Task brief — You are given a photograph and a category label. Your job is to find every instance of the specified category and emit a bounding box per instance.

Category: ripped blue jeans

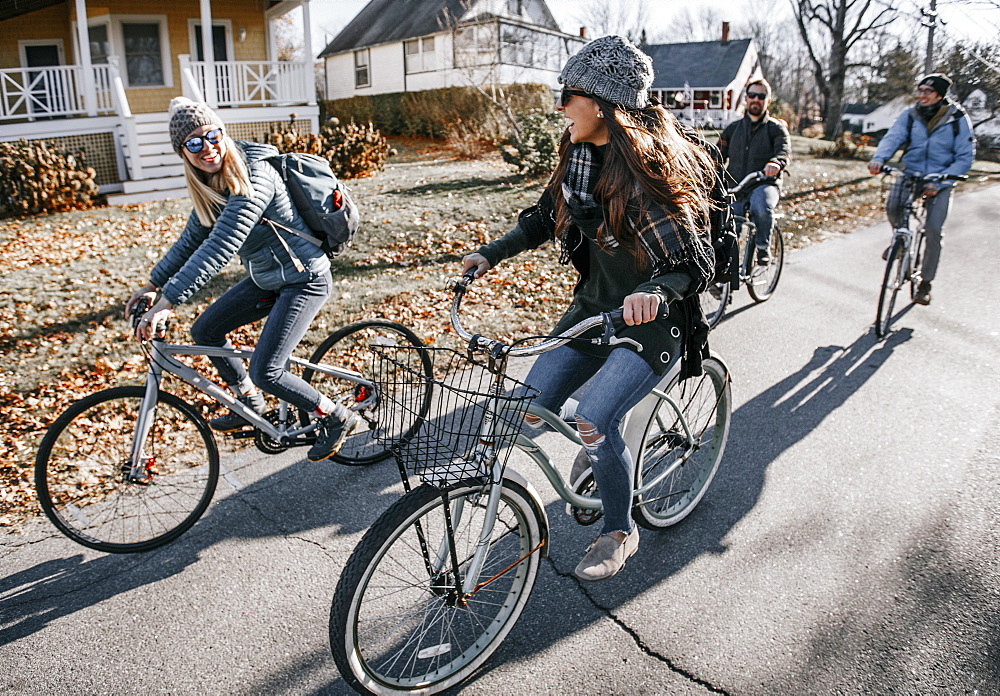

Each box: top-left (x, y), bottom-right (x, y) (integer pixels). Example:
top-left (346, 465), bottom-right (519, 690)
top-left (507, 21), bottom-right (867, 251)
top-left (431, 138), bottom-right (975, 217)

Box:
top-left (524, 345), bottom-right (663, 536)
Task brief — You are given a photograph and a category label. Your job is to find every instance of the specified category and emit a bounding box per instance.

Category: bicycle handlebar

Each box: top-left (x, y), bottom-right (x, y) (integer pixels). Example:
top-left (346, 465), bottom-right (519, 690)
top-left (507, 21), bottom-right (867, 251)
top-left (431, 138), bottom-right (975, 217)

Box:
top-left (727, 170), bottom-right (777, 197)
top-left (129, 296), bottom-right (169, 338)
top-left (878, 164), bottom-right (968, 182)
top-left (449, 271), bottom-right (669, 358)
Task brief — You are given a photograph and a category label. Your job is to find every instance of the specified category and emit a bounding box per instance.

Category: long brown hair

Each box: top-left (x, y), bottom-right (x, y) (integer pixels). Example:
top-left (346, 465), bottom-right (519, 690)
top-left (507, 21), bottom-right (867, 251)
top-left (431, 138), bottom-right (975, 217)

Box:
top-left (547, 98), bottom-right (716, 268)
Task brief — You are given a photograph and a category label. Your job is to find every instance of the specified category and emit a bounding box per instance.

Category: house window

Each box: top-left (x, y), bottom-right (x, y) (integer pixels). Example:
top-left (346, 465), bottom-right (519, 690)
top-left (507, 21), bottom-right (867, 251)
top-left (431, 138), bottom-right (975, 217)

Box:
top-left (454, 23), bottom-right (497, 68)
top-left (710, 91), bottom-right (721, 108)
top-left (404, 37), bottom-right (436, 74)
top-left (88, 25), bottom-right (110, 64)
top-left (354, 49), bottom-right (370, 88)
top-left (121, 22), bottom-right (164, 86)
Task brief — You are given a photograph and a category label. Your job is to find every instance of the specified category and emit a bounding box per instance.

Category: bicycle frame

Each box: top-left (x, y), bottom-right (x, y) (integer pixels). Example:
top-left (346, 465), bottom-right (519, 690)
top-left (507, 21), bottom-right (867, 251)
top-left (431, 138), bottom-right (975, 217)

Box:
top-left (445, 358), bottom-right (688, 597)
top-left (125, 339), bottom-right (377, 479)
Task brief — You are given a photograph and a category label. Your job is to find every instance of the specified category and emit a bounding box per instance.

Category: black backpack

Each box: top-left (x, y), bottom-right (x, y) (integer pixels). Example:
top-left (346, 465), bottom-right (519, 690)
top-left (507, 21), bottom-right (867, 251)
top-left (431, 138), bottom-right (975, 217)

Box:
top-left (265, 152), bottom-right (360, 258)
top-left (691, 135), bottom-right (739, 291)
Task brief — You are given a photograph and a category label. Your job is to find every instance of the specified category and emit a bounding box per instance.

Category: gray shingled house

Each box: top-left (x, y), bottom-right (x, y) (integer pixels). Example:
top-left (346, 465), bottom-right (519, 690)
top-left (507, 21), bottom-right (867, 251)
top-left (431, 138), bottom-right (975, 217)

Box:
top-left (643, 30), bottom-right (763, 129)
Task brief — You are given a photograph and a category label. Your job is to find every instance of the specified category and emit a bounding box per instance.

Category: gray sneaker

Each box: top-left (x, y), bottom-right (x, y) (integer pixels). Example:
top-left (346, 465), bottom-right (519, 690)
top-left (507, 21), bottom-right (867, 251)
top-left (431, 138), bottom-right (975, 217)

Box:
top-left (574, 527), bottom-right (640, 582)
top-left (565, 447), bottom-right (593, 517)
top-left (307, 411), bottom-right (360, 462)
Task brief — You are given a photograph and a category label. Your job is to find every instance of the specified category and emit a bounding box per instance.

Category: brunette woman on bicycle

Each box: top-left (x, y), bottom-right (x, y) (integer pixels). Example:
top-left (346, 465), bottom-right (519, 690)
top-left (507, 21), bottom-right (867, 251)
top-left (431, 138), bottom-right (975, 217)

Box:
top-left (462, 35), bottom-right (716, 582)
top-left (124, 98), bottom-right (356, 462)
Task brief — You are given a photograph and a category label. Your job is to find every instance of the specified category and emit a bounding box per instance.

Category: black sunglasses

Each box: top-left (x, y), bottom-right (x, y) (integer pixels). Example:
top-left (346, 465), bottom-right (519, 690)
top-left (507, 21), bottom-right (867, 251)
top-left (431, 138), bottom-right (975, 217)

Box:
top-left (183, 128), bottom-right (224, 153)
top-left (746, 91), bottom-right (768, 100)
top-left (557, 88), bottom-right (594, 106)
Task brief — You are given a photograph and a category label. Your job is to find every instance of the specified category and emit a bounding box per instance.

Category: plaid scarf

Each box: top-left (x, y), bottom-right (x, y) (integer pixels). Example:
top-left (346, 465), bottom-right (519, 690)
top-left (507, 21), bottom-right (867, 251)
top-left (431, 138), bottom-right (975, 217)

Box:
top-left (560, 143), bottom-right (714, 286)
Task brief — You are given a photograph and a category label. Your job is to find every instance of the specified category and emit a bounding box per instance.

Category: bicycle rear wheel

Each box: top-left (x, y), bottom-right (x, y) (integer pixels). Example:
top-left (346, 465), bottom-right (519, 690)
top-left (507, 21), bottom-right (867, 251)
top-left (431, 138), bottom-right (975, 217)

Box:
top-left (35, 386), bottom-right (218, 553)
top-left (747, 226), bottom-right (784, 302)
top-left (876, 239), bottom-right (905, 338)
top-left (330, 480), bottom-right (545, 695)
top-left (632, 357), bottom-right (731, 530)
top-left (302, 319), bottom-right (432, 465)
top-left (699, 282), bottom-right (730, 329)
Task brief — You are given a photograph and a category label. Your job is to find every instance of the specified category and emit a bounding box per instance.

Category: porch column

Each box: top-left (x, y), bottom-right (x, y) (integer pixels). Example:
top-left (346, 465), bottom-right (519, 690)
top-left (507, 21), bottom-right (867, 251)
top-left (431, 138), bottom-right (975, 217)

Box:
top-left (301, 0), bottom-right (315, 105)
top-left (200, 0), bottom-right (217, 108)
top-left (74, 0), bottom-right (97, 115)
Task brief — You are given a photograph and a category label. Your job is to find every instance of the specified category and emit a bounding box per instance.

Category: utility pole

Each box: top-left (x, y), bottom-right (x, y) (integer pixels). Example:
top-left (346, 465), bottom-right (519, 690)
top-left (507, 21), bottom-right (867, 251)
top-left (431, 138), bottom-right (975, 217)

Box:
top-left (921, 0), bottom-right (938, 73)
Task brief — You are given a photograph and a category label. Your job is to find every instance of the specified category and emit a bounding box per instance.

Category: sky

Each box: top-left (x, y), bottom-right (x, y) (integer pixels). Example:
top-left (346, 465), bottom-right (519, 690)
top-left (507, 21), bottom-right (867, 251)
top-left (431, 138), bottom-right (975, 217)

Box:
top-left (305, 0), bottom-right (1000, 52)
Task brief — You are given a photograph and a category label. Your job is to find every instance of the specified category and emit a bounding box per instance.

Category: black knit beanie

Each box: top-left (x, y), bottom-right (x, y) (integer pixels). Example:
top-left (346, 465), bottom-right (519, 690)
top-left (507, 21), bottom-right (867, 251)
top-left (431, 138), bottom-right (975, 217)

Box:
top-left (558, 35), bottom-right (654, 110)
top-left (918, 73), bottom-right (952, 97)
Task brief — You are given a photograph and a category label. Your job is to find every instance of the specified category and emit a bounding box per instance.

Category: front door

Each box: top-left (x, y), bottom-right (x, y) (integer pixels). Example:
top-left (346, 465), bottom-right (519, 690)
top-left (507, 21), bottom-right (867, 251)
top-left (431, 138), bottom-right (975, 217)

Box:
top-left (194, 25), bottom-right (231, 103)
top-left (24, 43), bottom-right (65, 117)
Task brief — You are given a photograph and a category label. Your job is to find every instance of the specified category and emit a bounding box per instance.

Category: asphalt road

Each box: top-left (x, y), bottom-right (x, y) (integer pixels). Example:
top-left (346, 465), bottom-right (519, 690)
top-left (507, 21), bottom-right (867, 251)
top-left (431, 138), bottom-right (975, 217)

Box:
top-left (2, 183), bottom-right (998, 695)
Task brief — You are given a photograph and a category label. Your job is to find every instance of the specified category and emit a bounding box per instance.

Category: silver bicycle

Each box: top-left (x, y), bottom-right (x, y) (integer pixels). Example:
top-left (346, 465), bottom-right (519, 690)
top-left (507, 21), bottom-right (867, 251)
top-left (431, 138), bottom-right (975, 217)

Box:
top-left (34, 301), bottom-right (432, 553)
top-left (328, 275), bottom-right (732, 694)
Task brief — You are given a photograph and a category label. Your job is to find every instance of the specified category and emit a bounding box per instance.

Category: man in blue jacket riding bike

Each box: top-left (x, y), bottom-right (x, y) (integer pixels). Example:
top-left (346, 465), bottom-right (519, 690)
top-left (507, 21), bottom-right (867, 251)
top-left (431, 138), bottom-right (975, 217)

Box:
top-left (867, 73), bottom-right (976, 306)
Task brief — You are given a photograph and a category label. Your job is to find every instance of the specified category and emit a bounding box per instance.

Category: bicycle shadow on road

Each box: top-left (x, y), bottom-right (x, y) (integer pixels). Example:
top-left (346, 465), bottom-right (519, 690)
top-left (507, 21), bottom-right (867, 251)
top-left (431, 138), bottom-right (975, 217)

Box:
top-left (452, 327), bottom-right (915, 691)
top-left (0, 445), bottom-right (411, 651)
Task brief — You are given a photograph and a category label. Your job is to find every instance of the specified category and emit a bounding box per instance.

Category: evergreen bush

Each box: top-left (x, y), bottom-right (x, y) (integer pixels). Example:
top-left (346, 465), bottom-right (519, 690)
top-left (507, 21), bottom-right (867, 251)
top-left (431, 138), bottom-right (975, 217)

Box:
top-left (498, 109), bottom-right (564, 178)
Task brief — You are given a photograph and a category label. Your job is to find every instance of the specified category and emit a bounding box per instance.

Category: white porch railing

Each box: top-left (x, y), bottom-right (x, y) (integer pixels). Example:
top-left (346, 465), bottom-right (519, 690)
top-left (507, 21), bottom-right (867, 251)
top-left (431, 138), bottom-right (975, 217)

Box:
top-left (0, 65), bottom-right (115, 121)
top-left (180, 56), bottom-right (313, 107)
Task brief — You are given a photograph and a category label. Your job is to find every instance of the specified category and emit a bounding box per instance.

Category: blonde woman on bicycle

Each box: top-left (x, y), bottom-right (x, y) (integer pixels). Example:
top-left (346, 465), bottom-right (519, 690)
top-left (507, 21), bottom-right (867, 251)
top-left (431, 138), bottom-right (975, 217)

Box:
top-left (462, 36), bottom-right (716, 582)
top-left (124, 98), bottom-right (356, 462)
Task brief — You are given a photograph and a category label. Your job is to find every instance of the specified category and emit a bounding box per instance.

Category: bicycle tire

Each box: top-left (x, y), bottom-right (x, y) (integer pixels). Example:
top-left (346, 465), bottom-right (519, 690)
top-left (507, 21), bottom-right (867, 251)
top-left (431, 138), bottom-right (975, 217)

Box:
top-left (699, 282), bottom-right (730, 330)
top-left (330, 480), bottom-right (545, 695)
top-left (632, 357), bottom-right (731, 530)
top-left (301, 319), bottom-right (433, 466)
top-left (876, 239), bottom-right (905, 338)
top-left (909, 228), bottom-right (926, 301)
top-left (747, 226), bottom-right (784, 302)
top-left (35, 386), bottom-right (219, 553)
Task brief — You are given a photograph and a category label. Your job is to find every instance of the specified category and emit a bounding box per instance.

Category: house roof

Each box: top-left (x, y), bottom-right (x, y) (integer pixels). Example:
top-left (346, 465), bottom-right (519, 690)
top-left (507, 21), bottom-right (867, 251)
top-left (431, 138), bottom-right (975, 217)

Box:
top-left (642, 39), bottom-right (753, 90)
top-left (842, 103), bottom-right (880, 115)
top-left (0, 0), bottom-right (62, 22)
top-left (319, 0), bottom-right (474, 57)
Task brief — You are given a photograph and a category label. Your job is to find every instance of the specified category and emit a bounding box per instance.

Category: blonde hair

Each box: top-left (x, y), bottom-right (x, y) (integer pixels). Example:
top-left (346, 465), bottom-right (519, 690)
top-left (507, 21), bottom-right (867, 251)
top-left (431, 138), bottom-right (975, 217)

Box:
top-left (182, 134), bottom-right (252, 227)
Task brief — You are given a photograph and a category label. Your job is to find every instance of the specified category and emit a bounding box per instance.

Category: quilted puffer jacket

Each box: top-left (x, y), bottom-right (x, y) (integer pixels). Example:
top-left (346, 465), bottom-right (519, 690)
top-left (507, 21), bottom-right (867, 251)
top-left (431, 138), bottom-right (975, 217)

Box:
top-left (151, 141), bottom-right (330, 305)
top-left (872, 99), bottom-right (976, 187)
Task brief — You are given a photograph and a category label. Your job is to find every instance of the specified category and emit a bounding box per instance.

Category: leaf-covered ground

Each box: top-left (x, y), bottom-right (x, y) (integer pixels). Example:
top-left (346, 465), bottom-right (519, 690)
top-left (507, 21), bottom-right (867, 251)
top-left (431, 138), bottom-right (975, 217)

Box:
top-left (2, 136), bottom-right (997, 525)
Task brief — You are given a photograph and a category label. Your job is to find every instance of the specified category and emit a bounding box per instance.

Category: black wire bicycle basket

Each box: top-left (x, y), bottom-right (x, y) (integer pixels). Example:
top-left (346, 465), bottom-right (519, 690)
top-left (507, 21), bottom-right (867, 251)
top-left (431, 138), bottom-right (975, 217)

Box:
top-left (370, 345), bottom-right (538, 488)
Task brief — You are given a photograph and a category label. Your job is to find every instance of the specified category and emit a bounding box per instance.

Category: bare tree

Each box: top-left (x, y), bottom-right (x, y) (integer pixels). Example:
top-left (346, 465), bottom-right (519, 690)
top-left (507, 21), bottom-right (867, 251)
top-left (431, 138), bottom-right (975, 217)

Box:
top-left (792, 0), bottom-right (897, 139)
top-left (673, 6), bottom-right (728, 43)
top-left (575, 0), bottom-right (654, 44)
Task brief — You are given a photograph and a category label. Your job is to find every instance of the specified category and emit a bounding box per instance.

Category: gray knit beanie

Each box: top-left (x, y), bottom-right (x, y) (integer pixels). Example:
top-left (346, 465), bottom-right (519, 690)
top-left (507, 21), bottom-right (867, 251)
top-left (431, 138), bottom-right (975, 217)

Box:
top-left (558, 35), bottom-right (654, 110)
top-left (168, 97), bottom-right (224, 153)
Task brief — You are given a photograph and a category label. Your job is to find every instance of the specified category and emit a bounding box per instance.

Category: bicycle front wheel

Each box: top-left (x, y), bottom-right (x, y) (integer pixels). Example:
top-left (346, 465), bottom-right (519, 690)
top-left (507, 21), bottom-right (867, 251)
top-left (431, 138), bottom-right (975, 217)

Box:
top-left (747, 226), bottom-right (784, 302)
top-left (330, 480), bottom-right (545, 695)
top-left (909, 229), bottom-right (926, 301)
top-left (302, 319), bottom-right (433, 466)
top-left (632, 357), bottom-right (731, 530)
top-left (876, 239), bottom-right (905, 338)
top-left (35, 386), bottom-right (219, 553)
top-left (699, 282), bottom-right (730, 329)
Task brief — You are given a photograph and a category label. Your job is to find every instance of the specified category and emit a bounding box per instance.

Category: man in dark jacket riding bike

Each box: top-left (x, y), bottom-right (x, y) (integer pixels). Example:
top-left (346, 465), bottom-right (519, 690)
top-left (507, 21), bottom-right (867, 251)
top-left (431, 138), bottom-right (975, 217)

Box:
top-left (717, 79), bottom-right (791, 266)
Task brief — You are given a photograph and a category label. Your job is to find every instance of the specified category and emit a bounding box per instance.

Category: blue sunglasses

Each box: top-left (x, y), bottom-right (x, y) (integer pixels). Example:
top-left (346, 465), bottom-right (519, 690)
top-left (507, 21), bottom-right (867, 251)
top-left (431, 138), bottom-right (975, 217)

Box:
top-left (183, 129), bottom-right (223, 153)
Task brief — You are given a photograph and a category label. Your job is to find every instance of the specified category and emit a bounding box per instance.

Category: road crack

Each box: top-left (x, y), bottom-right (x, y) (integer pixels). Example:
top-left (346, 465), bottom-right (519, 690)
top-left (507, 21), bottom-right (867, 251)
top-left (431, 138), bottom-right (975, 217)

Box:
top-left (546, 556), bottom-right (729, 695)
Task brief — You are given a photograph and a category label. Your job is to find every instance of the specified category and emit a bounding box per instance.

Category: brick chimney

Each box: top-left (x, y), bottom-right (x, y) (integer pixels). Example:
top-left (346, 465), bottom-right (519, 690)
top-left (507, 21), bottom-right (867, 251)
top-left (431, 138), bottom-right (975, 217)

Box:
top-left (580, 27), bottom-right (588, 39)
top-left (721, 22), bottom-right (730, 43)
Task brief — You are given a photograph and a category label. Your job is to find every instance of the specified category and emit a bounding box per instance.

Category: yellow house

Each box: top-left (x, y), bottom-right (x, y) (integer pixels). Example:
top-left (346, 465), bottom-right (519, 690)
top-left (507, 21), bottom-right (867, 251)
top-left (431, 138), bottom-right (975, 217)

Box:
top-left (0, 0), bottom-right (320, 203)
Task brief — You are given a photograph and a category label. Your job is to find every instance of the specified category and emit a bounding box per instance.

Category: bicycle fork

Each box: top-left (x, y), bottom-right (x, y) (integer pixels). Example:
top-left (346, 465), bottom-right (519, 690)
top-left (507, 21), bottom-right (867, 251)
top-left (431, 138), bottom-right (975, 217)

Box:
top-left (126, 352), bottom-right (166, 484)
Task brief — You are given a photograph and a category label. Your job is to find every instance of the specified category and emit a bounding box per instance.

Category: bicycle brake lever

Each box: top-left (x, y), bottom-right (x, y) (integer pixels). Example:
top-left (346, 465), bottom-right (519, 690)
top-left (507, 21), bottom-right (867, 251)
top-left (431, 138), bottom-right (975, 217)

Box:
top-left (606, 336), bottom-right (643, 351)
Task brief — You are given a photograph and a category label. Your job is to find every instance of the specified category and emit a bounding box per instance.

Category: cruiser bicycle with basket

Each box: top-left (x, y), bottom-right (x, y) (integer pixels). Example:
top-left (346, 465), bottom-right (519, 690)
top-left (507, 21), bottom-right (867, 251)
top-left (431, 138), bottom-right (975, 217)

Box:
top-left (328, 273), bottom-right (732, 694)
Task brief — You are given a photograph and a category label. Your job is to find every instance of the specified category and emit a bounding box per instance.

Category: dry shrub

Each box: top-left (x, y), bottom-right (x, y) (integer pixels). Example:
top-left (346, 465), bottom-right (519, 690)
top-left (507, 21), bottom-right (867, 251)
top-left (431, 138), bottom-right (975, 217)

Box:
top-left (0, 139), bottom-right (100, 218)
top-left (266, 116), bottom-right (394, 179)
